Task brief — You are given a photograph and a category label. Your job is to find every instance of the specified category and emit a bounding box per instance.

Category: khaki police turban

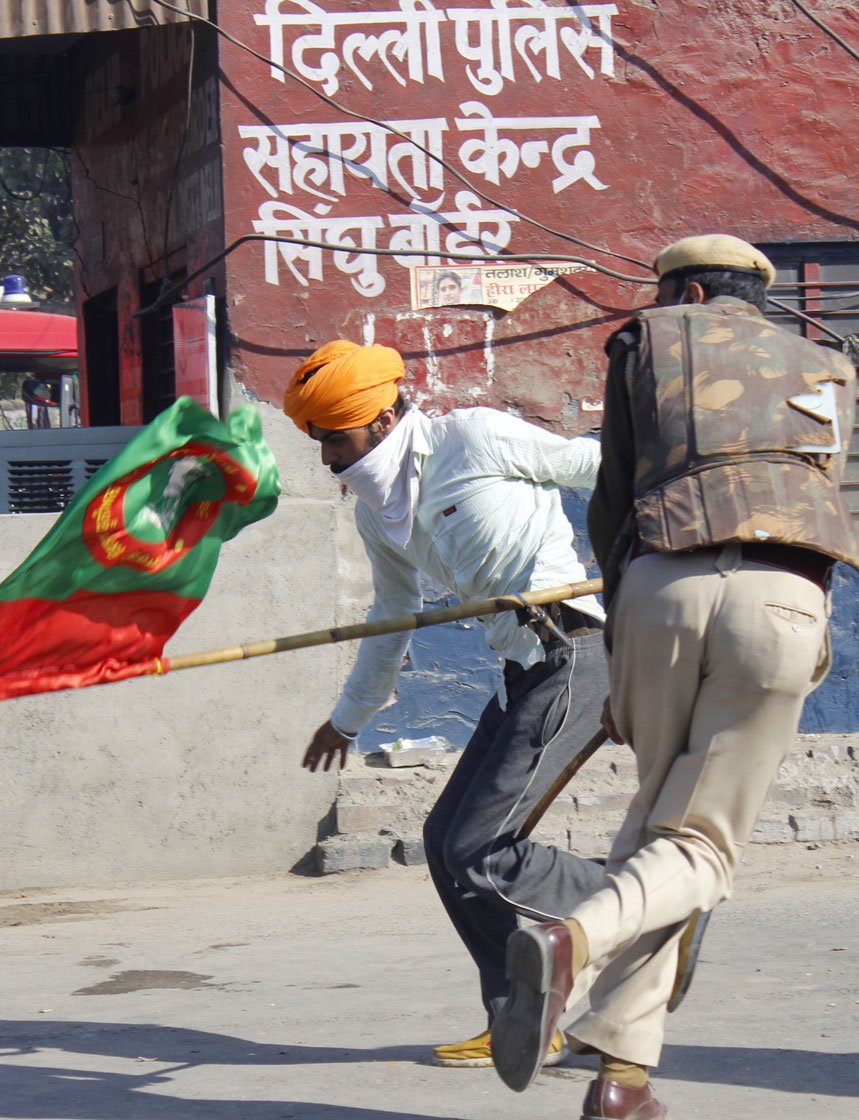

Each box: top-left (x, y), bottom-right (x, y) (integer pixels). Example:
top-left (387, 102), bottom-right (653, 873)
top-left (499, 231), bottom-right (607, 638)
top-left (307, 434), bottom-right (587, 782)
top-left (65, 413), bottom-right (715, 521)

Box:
top-left (655, 235), bottom-right (776, 288)
top-left (283, 340), bottom-right (405, 434)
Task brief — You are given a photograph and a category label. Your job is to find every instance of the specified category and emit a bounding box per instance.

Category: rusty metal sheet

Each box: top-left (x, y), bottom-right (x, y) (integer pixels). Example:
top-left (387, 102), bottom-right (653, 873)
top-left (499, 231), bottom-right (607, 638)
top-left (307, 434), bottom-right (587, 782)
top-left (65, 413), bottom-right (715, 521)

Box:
top-left (2, 0), bottom-right (210, 38)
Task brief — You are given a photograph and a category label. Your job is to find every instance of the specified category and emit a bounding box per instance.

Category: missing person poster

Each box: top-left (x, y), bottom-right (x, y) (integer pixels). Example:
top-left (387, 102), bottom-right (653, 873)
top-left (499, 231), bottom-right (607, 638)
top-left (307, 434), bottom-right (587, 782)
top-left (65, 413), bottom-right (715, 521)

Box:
top-left (410, 261), bottom-right (591, 311)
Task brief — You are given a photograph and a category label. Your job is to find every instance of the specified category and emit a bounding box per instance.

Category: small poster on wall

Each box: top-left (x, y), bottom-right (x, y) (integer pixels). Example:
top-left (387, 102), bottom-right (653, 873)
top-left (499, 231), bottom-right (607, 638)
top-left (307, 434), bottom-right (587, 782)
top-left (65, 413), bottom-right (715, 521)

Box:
top-left (410, 261), bottom-right (591, 312)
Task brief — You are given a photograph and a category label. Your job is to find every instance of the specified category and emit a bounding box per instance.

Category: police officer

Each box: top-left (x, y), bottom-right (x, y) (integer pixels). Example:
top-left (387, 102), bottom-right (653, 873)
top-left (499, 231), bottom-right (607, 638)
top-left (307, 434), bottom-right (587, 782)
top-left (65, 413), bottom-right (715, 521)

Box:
top-left (490, 235), bottom-right (858, 1120)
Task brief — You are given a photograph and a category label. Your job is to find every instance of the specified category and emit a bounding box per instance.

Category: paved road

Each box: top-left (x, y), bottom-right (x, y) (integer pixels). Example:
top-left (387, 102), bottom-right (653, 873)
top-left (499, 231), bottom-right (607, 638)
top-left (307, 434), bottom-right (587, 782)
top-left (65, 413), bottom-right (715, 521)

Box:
top-left (1, 843), bottom-right (856, 1119)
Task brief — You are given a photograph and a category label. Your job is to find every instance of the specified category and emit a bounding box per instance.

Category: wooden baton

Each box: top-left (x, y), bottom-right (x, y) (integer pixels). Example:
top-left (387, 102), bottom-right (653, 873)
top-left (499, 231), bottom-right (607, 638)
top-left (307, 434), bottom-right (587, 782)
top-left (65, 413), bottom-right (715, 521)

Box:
top-left (516, 726), bottom-right (609, 840)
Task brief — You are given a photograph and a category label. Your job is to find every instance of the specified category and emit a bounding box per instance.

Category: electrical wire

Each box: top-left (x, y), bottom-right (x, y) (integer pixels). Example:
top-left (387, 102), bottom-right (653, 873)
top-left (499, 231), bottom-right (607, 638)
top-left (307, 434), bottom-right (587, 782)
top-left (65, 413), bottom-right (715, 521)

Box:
top-left (162, 16), bottom-right (196, 269)
top-left (133, 231), bottom-right (655, 317)
top-left (143, 0), bottom-right (652, 271)
top-left (772, 289), bottom-right (859, 303)
top-left (57, 149), bottom-right (92, 299)
top-left (769, 285), bottom-right (859, 311)
top-left (766, 295), bottom-right (845, 342)
top-left (789, 0), bottom-right (859, 65)
top-left (135, 233), bottom-right (853, 347)
top-left (73, 144), bottom-right (157, 268)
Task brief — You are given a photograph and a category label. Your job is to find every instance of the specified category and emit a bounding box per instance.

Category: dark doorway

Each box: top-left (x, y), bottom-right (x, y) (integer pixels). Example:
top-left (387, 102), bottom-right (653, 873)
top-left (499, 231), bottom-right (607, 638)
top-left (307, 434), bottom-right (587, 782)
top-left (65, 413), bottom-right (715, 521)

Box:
top-left (83, 287), bottom-right (120, 426)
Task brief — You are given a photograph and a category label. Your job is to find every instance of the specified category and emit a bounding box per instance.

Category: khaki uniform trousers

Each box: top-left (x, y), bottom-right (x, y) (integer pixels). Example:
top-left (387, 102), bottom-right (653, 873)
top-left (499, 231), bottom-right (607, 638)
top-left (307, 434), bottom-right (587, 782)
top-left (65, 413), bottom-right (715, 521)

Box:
top-left (566, 544), bottom-right (830, 1067)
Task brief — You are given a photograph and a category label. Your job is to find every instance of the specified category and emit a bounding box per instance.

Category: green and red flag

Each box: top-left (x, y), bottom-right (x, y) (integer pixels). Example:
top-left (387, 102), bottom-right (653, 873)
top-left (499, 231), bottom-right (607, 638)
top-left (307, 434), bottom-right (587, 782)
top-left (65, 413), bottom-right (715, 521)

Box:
top-left (0, 397), bottom-right (280, 700)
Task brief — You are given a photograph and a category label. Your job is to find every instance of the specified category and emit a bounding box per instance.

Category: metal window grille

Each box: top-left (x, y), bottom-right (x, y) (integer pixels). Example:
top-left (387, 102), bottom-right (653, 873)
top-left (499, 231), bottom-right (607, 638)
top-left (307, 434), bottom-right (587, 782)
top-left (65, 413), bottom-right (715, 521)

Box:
top-left (141, 272), bottom-right (185, 423)
top-left (0, 427), bottom-right (141, 515)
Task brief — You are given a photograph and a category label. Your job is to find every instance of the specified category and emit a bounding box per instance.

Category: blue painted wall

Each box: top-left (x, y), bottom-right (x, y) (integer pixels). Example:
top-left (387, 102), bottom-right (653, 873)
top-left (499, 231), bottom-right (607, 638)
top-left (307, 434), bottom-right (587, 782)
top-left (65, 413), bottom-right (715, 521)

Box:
top-left (358, 490), bottom-right (858, 750)
top-left (802, 564), bottom-right (859, 733)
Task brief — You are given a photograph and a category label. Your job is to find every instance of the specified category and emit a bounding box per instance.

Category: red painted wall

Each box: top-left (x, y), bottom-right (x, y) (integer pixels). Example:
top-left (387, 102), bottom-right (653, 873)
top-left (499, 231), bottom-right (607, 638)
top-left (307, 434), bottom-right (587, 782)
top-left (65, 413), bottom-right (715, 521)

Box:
top-left (217, 0), bottom-right (858, 430)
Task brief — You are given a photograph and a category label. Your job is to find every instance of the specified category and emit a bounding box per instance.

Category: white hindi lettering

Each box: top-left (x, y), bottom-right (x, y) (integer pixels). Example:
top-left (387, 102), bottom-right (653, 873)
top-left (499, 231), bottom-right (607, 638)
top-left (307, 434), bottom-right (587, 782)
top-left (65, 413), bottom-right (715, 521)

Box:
top-left (252, 2), bottom-right (617, 94)
top-left (252, 201), bottom-right (386, 295)
top-left (560, 4), bottom-right (617, 80)
top-left (239, 106), bottom-right (605, 207)
top-left (251, 193), bottom-right (516, 288)
top-left (448, 2), bottom-right (617, 95)
top-left (550, 136), bottom-right (608, 192)
top-left (254, 0), bottom-right (445, 94)
top-left (455, 101), bottom-right (607, 191)
top-left (239, 119), bottom-right (447, 209)
top-left (389, 191), bottom-right (516, 266)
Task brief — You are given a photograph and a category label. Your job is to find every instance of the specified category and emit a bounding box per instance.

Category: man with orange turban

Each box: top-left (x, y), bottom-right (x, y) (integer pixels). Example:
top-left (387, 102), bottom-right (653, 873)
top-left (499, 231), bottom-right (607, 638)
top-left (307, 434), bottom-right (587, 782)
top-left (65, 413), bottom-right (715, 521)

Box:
top-left (283, 339), bottom-right (407, 437)
top-left (284, 339), bottom-right (609, 1070)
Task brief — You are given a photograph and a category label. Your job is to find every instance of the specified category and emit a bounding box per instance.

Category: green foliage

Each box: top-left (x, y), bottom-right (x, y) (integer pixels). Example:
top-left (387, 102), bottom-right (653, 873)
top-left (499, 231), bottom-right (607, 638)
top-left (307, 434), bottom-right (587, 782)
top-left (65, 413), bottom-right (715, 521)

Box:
top-left (0, 148), bottom-right (74, 304)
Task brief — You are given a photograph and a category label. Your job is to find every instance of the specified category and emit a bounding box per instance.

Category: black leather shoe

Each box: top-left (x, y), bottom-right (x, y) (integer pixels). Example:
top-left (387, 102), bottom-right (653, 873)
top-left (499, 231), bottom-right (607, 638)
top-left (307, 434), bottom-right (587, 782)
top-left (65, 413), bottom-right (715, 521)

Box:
top-left (491, 921), bottom-right (573, 1092)
top-left (581, 1078), bottom-right (668, 1119)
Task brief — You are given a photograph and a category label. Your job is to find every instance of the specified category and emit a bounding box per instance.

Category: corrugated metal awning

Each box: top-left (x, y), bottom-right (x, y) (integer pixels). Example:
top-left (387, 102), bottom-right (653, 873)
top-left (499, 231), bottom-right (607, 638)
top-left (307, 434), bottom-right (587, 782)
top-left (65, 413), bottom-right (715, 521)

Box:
top-left (2, 0), bottom-right (210, 38)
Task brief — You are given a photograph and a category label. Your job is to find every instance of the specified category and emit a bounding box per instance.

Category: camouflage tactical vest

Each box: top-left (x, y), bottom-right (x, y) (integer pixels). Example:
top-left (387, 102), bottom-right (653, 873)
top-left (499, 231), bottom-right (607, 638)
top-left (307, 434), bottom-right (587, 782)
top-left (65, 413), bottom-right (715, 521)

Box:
top-left (629, 299), bottom-right (858, 568)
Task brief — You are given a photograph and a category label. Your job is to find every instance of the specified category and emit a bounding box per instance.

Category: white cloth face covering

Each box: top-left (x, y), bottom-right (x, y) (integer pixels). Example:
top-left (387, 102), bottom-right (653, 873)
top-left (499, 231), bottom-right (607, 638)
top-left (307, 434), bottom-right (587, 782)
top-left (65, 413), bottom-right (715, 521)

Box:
top-left (337, 406), bottom-right (421, 548)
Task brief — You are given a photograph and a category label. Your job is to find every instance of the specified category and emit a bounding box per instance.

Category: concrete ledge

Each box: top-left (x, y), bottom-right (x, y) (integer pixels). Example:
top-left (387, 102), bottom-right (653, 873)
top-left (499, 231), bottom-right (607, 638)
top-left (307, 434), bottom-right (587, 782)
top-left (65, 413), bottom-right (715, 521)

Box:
top-left (751, 819), bottom-right (794, 844)
top-left (323, 734), bottom-right (859, 873)
top-left (789, 811), bottom-right (859, 843)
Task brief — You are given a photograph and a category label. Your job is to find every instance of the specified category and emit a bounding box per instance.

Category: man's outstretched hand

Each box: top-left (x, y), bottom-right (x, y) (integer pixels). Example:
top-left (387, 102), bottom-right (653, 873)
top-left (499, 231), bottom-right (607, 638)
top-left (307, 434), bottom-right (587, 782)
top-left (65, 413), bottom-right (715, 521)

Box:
top-left (302, 720), bottom-right (351, 772)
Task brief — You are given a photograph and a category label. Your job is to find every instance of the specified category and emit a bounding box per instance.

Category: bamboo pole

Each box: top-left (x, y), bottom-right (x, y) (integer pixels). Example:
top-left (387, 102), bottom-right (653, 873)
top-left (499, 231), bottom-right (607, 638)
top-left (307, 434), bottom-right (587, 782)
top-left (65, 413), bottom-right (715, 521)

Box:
top-left (162, 578), bottom-right (603, 675)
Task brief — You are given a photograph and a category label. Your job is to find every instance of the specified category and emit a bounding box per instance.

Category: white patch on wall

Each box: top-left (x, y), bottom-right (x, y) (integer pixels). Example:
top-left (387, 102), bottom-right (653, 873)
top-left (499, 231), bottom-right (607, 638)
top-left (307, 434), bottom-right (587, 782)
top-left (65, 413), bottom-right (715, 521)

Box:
top-left (422, 323), bottom-right (443, 394)
top-left (484, 313), bottom-right (496, 385)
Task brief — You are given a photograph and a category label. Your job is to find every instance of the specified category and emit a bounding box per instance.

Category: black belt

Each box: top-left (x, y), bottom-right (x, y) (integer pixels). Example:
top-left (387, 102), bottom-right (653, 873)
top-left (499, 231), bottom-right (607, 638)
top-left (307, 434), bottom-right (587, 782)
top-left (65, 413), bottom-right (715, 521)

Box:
top-left (739, 542), bottom-right (832, 591)
top-left (630, 539), bottom-right (832, 591)
top-left (539, 601), bottom-right (604, 644)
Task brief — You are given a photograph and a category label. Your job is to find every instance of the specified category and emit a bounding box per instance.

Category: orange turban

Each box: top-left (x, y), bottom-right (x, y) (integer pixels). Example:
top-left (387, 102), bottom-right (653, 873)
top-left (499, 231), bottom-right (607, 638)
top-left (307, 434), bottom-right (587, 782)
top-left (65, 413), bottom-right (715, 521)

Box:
top-left (283, 340), bottom-right (405, 434)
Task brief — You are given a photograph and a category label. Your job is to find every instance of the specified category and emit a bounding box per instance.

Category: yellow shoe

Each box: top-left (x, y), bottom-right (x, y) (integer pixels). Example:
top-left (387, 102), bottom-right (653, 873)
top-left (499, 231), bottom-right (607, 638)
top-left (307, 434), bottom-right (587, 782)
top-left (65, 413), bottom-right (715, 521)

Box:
top-left (432, 1027), bottom-right (568, 1068)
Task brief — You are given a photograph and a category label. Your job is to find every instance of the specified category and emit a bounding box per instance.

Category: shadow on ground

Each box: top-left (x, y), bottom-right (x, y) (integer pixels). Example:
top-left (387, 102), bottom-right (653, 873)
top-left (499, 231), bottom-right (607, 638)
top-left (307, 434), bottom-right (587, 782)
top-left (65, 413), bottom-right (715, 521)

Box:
top-left (0, 1021), bottom-right (856, 1118)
